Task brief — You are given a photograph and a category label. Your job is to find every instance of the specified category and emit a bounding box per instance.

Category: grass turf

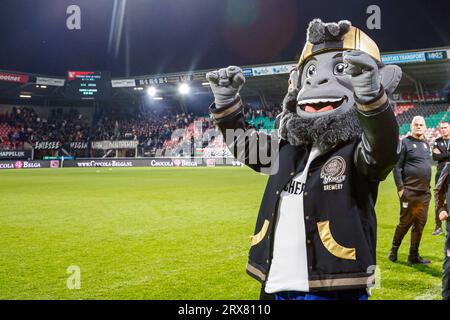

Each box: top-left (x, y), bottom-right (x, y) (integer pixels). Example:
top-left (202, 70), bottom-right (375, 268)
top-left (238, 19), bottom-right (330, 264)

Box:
top-left (0, 166), bottom-right (445, 300)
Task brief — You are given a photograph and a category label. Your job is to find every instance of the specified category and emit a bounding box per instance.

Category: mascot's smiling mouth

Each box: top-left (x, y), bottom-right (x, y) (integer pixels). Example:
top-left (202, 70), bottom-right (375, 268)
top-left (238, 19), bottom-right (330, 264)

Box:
top-left (297, 96), bottom-right (348, 113)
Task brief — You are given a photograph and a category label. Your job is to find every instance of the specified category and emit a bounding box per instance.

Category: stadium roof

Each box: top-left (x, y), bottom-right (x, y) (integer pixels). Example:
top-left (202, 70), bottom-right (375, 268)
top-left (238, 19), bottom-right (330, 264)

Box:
top-left (0, 47), bottom-right (448, 106)
top-left (396, 59), bottom-right (450, 92)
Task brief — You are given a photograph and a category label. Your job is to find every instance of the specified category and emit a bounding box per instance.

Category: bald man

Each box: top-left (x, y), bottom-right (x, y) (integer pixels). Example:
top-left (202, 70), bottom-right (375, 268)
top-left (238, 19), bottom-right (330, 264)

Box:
top-left (389, 116), bottom-right (432, 264)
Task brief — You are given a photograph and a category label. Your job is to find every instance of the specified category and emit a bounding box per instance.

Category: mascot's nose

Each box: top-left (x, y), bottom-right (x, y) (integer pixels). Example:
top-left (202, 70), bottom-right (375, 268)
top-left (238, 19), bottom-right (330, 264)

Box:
top-left (306, 77), bottom-right (329, 87)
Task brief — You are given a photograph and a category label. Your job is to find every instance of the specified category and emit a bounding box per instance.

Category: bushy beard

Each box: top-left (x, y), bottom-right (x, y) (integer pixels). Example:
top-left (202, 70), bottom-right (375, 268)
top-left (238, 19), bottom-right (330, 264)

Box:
top-left (278, 91), bottom-right (362, 153)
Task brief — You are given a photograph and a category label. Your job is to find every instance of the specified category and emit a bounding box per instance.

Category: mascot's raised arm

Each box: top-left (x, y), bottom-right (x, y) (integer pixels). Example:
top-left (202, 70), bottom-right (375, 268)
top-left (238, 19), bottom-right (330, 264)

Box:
top-left (206, 19), bottom-right (402, 300)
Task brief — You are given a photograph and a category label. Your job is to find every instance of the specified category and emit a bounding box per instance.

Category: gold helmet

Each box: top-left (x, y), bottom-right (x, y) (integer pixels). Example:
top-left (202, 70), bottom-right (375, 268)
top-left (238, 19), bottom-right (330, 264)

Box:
top-left (297, 19), bottom-right (381, 69)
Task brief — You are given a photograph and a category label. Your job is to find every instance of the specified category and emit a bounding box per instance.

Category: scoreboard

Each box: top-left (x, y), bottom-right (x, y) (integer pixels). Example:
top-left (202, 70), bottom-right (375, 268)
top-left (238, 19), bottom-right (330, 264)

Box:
top-left (65, 71), bottom-right (112, 100)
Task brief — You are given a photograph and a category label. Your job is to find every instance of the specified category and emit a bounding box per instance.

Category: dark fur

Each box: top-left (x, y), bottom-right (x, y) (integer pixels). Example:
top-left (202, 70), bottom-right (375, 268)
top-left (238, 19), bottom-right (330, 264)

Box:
top-left (307, 19), bottom-right (352, 44)
top-left (278, 91), bottom-right (362, 152)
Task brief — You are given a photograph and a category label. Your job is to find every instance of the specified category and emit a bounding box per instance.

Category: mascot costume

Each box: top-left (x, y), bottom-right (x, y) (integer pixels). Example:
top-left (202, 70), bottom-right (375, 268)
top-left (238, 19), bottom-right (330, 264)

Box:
top-left (206, 19), bottom-right (402, 300)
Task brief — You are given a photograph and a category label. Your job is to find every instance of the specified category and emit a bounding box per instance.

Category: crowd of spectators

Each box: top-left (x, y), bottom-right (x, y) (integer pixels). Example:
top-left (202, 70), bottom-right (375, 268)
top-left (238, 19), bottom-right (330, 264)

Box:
top-left (244, 103), bottom-right (282, 121)
top-left (0, 107), bottom-right (90, 149)
top-left (0, 103), bottom-right (282, 152)
top-left (91, 108), bottom-right (198, 152)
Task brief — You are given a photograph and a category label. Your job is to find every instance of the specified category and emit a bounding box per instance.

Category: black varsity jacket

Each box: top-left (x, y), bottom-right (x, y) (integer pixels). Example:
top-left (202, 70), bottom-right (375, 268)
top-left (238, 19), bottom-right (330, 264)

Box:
top-left (209, 90), bottom-right (399, 292)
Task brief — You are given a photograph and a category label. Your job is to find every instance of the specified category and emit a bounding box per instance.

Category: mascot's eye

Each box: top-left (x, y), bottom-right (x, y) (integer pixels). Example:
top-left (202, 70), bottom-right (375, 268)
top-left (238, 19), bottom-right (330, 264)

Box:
top-left (334, 63), bottom-right (346, 75)
top-left (306, 65), bottom-right (316, 78)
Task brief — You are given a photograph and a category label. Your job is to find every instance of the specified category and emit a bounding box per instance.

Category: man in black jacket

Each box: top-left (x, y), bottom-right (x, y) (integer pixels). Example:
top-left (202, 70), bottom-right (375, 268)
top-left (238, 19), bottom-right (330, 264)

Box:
top-left (206, 19), bottom-right (401, 300)
top-left (432, 121), bottom-right (450, 235)
top-left (389, 116), bottom-right (432, 264)
top-left (434, 162), bottom-right (450, 300)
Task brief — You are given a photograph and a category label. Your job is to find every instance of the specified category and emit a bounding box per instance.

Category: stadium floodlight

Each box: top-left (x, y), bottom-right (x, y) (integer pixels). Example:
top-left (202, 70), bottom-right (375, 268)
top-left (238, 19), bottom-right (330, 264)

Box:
top-left (147, 86), bottom-right (157, 97)
top-left (178, 83), bottom-right (190, 95)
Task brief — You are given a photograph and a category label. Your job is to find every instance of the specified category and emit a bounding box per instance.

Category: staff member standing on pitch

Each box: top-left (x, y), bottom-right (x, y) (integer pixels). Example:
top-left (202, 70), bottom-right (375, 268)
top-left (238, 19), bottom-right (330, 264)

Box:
top-left (432, 121), bottom-right (450, 236)
top-left (433, 162), bottom-right (450, 300)
top-left (389, 116), bottom-right (432, 265)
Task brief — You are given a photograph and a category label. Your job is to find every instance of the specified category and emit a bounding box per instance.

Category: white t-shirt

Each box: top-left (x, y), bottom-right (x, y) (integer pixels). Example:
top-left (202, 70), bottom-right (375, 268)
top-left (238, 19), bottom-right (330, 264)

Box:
top-left (265, 146), bottom-right (321, 294)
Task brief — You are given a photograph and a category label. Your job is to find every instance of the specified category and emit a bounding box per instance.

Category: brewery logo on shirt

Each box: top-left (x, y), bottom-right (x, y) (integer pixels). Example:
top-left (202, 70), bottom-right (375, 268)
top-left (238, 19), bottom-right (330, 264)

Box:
top-left (321, 156), bottom-right (346, 190)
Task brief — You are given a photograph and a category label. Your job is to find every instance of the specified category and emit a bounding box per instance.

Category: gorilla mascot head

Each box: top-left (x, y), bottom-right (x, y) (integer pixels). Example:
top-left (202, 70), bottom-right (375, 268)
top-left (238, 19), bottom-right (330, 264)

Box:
top-left (278, 19), bottom-right (402, 152)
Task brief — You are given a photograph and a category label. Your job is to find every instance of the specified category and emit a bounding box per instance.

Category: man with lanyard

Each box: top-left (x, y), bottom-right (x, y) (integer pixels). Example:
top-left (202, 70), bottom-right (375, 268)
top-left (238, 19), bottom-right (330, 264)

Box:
top-left (432, 121), bottom-right (450, 236)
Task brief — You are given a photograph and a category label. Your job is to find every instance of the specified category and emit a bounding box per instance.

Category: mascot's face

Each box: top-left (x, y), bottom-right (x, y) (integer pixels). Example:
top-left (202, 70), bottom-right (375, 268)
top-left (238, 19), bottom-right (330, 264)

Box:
top-left (278, 18), bottom-right (402, 151)
top-left (296, 51), bottom-right (354, 119)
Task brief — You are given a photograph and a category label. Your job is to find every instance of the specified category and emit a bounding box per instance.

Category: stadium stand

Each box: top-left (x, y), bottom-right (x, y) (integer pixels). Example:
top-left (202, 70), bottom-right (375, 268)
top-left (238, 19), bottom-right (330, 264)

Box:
top-left (244, 103), bottom-right (281, 130)
top-left (1, 101), bottom-right (449, 157)
top-left (0, 106), bottom-right (90, 150)
top-left (394, 103), bottom-right (414, 116)
top-left (0, 102), bottom-right (283, 157)
top-left (397, 103), bottom-right (449, 139)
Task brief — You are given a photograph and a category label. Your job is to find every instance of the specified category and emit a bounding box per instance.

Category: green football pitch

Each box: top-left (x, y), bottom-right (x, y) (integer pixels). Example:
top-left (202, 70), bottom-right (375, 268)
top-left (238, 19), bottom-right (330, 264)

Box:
top-left (0, 166), bottom-right (445, 300)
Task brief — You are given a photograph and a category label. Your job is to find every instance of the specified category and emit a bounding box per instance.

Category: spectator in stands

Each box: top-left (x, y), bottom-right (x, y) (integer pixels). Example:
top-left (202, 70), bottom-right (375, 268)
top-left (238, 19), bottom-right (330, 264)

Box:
top-left (432, 121), bottom-right (450, 235)
top-left (389, 116), bottom-right (432, 264)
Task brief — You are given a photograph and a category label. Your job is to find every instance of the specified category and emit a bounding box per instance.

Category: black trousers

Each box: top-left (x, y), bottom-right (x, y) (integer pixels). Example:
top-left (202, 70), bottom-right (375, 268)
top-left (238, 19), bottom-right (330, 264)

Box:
top-left (435, 167), bottom-right (444, 228)
top-left (443, 220), bottom-right (450, 300)
top-left (393, 188), bottom-right (431, 250)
